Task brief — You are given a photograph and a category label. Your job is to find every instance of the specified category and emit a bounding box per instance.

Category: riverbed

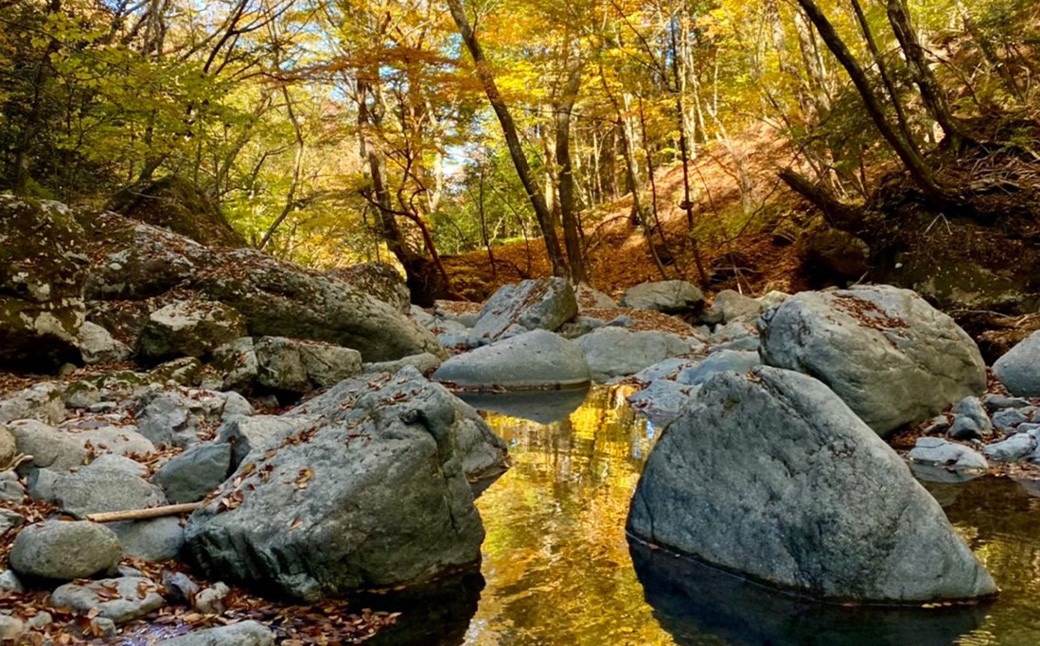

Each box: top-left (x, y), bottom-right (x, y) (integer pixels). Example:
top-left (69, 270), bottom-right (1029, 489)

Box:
top-left (369, 386), bottom-right (1040, 646)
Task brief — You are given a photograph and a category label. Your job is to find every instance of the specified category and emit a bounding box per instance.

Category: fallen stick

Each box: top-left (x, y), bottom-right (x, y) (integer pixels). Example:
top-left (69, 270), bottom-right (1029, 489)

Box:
top-left (87, 502), bottom-right (202, 523)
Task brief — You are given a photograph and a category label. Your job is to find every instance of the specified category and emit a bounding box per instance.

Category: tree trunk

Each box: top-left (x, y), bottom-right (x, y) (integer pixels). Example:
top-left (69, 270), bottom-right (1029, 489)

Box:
top-left (554, 43), bottom-right (586, 283)
top-left (795, 0), bottom-right (949, 200)
top-left (445, 0), bottom-right (568, 278)
top-left (886, 0), bottom-right (973, 148)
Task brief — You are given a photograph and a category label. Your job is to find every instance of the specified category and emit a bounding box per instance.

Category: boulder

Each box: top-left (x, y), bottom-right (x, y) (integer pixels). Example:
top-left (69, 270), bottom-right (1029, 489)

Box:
top-left (627, 366), bottom-right (997, 602)
top-left (620, 280), bottom-right (704, 314)
top-left (137, 300), bottom-right (247, 362)
top-left (6, 420), bottom-right (88, 472)
top-left (215, 415), bottom-right (313, 470)
top-left (59, 424), bottom-right (156, 458)
top-left (84, 454), bottom-right (148, 477)
top-left (468, 278), bottom-right (578, 345)
top-left (154, 443), bottom-right (232, 503)
top-left (110, 517), bottom-right (185, 562)
top-left (573, 284), bottom-right (617, 310)
top-left (109, 175), bottom-right (246, 248)
top-left (627, 379), bottom-right (699, 427)
top-left (135, 392), bottom-right (200, 448)
top-left (76, 321), bottom-right (131, 364)
top-left (576, 327), bottom-right (702, 382)
top-left (0, 195), bottom-right (89, 369)
top-left (434, 330), bottom-right (590, 390)
top-left (994, 331), bottom-right (1040, 397)
top-left (982, 433), bottom-right (1036, 463)
top-left (710, 290), bottom-right (761, 323)
top-left (50, 576), bottom-right (165, 624)
top-left (54, 469), bottom-right (166, 519)
top-left (193, 249), bottom-right (443, 362)
top-left (759, 285), bottom-right (986, 436)
top-left (328, 262), bottom-right (410, 314)
top-left (9, 520), bottom-right (121, 580)
top-left (155, 621), bottom-right (275, 646)
top-left (0, 382), bottom-right (65, 424)
top-left (185, 368), bottom-right (487, 599)
top-left (254, 336), bottom-right (362, 393)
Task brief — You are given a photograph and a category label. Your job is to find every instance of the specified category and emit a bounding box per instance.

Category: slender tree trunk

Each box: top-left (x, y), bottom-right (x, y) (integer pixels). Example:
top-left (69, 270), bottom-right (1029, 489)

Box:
top-left (849, 0), bottom-right (918, 154)
top-left (886, 0), bottom-right (973, 148)
top-left (258, 85), bottom-right (305, 251)
top-left (795, 0), bottom-right (949, 200)
top-left (554, 43), bottom-right (586, 283)
top-left (445, 0), bottom-right (568, 277)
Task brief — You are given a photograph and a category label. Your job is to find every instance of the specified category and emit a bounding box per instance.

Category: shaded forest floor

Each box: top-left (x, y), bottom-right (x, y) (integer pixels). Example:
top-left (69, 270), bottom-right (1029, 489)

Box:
top-left (443, 129), bottom-right (814, 302)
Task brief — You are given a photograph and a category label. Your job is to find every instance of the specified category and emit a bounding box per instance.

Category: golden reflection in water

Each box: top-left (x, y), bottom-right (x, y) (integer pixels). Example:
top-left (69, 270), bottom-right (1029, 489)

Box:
top-left (464, 387), bottom-right (681, 646)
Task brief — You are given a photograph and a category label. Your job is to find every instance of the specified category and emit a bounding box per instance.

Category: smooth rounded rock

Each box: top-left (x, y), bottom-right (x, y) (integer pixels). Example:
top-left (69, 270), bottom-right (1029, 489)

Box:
top-left (994, 331), bottom-right (1040, 397)
top-left (434, 330), bottom-right (590, 390)
top-left (10, 520), bottom-right (121, 581)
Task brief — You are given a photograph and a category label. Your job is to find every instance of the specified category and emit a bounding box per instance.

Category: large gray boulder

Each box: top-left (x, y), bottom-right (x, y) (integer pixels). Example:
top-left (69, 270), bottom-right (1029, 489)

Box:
top-left (155, 621), bottom-right (274, 646)
top-left (577, 327), bottom-right (703, 382)
top-left (620, 280), bottom-right (704, 314)
top-left (328, 262), bottom-right (410, 314)
top-left (433, 330), bottom-right (590, 390)
top-left (184, 368), bottom-right (487, 599)
top-left (628, 366), bottom-right (997, 603)
top-left (468, 278), bottom-right (578, 346)
top-left (154, 443), bottom-right (232, 503)
top-left (0, 195), bottom-right (89, 369)
top-left (994, 331), bottom-right (1040, 397)
top-left (194, 249), bottom-right (443, 362)
top-left (9, 520), bottom-right (121, 580)
top-left (6, 419), bottom-right (88, 472)
top-left (759, 285), bottom-right (986, 436)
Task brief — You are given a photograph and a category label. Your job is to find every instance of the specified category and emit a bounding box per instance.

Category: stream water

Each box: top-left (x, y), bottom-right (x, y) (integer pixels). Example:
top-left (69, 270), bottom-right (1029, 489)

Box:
top-left (368, 386), bottom-right (1040, 646)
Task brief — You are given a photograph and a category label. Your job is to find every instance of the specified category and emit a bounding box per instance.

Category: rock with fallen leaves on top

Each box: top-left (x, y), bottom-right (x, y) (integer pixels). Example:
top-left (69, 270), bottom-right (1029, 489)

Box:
top-left (759, 285), bottom-right (986, 437)
top-left (50, 576), bottom-right (165, 624)
top-left (184, 367), bottom-right (497, 600)
top-left (467, 277), bottom-right (578, 346)
top-left (154, 621), bottom-right (275, 646)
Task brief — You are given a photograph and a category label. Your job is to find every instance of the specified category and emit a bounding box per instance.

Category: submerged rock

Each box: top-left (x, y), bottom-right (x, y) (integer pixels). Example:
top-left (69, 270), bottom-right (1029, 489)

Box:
top-left (760, 285), bottom-right (986, 436)
top-left (185, 368), bottom-right (489, 599)
top-left (434, 330), bottom-right (590, 390)
top-left (628, 366), bottom-right (997, 603)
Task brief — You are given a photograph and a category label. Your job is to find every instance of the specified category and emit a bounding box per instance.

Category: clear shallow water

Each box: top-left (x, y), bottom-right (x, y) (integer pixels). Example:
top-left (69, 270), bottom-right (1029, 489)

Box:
top-left (367, 386), bottom-right (1040, 646)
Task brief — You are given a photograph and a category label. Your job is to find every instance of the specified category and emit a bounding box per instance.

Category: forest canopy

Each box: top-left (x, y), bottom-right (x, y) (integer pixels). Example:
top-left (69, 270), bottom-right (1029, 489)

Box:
top-left (2, 0), bottom-right (1039, 302)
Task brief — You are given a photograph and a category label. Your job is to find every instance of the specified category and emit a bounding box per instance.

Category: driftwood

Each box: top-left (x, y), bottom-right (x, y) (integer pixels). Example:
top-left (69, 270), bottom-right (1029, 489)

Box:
top-left (86, 502), bottom-right (202, 523)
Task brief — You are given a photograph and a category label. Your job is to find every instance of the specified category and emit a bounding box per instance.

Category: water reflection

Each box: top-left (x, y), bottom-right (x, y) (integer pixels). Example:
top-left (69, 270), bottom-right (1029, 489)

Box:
top-left (458, 387), bottom-right (590, 424)
top-left (630, 539), bottom-right (989, 646)
top-left (405, 387), bottom-right (1040, 646)
top-left (361, 572), bottom-right (485, 646)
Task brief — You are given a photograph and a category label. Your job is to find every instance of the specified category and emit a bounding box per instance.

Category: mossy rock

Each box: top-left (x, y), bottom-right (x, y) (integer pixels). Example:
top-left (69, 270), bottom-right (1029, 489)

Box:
top-left (110, 176), bottom-right (246, 248)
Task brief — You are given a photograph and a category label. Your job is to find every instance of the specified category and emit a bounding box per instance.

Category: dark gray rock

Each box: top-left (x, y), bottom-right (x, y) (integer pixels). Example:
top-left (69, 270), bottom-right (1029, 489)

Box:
top-left (110, 517), bottom-right (185, 562)
top-left (760, 285), bottom-right (986, 436)
top-left (9, 520), bottom-right (121, 581)
top-left (949, 416), bottom-right (983, 441)
top-left (468, 278), bottom-right (577, 345)
top-left (215, 415), bottom-right (314, 470)
top-left (50, 576), bottom-right (164, 624)
top-left (992, 408), bottom-right (1029, 432)
top-left (628, 366), bottom-right (996, 602)
top-left (154, 443), bottom-right (231, 503)
top-left (185, 368), bottom-right (486, 600)
top-left (137, 300), bottom-right (246, 362)
top-left (620, 280), bottom-right (704, 314)
top-left (154, 621), bottom-right (274, 646)
top-left (953, 397), bottom-right (992, 433)
top-left (982, 393), bottom-right (1032, 413)
top-left (577, 328), bottom-right (703, 382)
top-left (982, 433), bottom-right (1036, 463)
top-left (135, 393), bottom-right (200, 448)
top-left (434, 330), bottom-right (590, 389)
top-left (908, 437), bottom-right (989, 470)
top-left (54, 468), bottom-right (166, 519)
top-left (994, 331), bottom-right (1040, 397)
